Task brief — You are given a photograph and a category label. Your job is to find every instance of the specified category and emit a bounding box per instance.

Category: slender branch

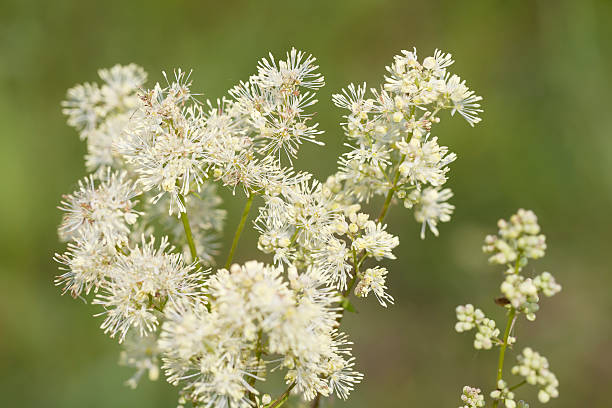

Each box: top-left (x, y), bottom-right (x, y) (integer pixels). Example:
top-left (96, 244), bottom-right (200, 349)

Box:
top-left (377, 154), bottom-right (405, 223)
top-left (343, 275), bottom-right (358, 299)
top-left (492, 307), bottom-right (517, 408)
top-left (508, 379), bottom-right (527, 392)
top-left (336, 249), bottom-right (361, 325)
top-left (248, 330), bottom-right (264, 403)
top-left (178, 194), bottom-right (198, 262)
top-left (491, 253), bottom-right (523, 407)
top-left (267, 382), bottom-right (296, 408)
top-left (336, 155), bottom-right (405, 326)
top-left (378, 187), bottom-right (396, 224)
top-left (225, 194), bottom-right (254, 269)
top-left (312, 154), bottom-right (408, 405)
top-left (345, 248), bottom-right (360, 296)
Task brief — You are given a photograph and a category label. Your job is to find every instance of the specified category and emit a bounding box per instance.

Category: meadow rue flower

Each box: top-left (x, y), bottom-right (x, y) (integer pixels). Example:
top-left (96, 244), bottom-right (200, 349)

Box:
top-left (228, 47), bottom-right (324, 162)
top-left (396, 135), bottom-right (456, 187)
top-left (354, 266), bottom-right (394, 307)
top-left (63, 64), bottom-right (146, 136)
top-left (54, 229), bottom-right (116, 298)
top-left (352, 221), bottom-right (399, 260)
top-left (460, 386), bottom-right (486, 408)
top-left (58, 169), bottom-right (141, 247)
top-left (63, 64), bottom-right (146, 173)
top-left (116, 69), bottom-right (209, 215)
top-left (332, 48), bottom-right (480, 210)
top-left (409, 187), bottom-right (455, 239)
top-left (511, 348), bottom-right (559, 404)
top-left (56, 47), bottom-right (484, 406)
top-left (93, 235), bottom-right (205, 342)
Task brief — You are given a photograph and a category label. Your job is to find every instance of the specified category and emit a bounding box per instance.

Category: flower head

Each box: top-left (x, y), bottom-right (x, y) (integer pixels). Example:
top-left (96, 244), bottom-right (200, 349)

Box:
top-left (511, 348), bottom-right (559, 404)
top-left (117, 70), bottom-right (208, 215)
top-left (408, 187), bottom-right (454, 239)
top-left (58, 169), bottom-right (141, 247)
top-left (94, 236), bottom-right (205, 342)
top-left (354, 266), bottom-right (394, 307)
top-left (483, 209), bottom-right (547, 266)
top-left (352, 221), bottom-right (399, 260)
top-left (460, 385), bottom-right (485, 408)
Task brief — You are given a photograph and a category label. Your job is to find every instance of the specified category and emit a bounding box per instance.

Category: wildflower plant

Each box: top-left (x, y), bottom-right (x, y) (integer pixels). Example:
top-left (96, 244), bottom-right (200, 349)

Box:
top-left (55, 48), bottom-right (483, 407)
top-left (455, 209), bottom-right (562, 408)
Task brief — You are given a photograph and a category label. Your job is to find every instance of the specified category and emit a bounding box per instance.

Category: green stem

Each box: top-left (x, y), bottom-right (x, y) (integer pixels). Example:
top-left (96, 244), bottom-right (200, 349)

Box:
top-left (225, 194), bottom-right (254, 269)
top-left (492, 253), bottom-right (523, 407)
top-left (343, 248), bottom-right (361, 297)
top-left (289, 228), bottom-right (299, 246)
top-left (178, 194), bottom-right (198, 262)
top-left (248, 330), bottom-right (264, 402)
top-left (337, 156), bottom-right (404, 323)
top-left (267, 382), bottom-right (296, 408)
top-left (337, 249), bottom-right (361, 325)
top-left (508, 379), bottom-right (527, 392)
top-left (492, 307), bottom-right (517, 408)
top-left (377, 154), bottom-right (405, 223)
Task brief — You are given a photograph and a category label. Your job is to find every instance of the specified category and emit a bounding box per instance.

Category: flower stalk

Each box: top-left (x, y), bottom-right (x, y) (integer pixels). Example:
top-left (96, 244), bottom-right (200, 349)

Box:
top-left (455, 209), bottom-right (562, 407)
top-left (225, 193), bottom-right (254, 269)
top-left (178, 194), bottom-right (199, 263)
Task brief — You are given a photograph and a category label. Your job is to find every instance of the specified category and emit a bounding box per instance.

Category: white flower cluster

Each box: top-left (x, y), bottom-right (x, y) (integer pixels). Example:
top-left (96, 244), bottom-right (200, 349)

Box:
top-left (490, 379), bottom-right (517, 408)
top-left (58, 169), bottom-right (141, 247)
top-left (255, 182), bottom-right (398, 299)
top-left (354, 266), bottom-right (394, 307)
top-left (460, 385), bottom-right (485, 408)
top-left (55, 47), bottom-right (482, 406)
top-left (332, 48), bottom-right (482, 238)
top-left (533, 271), bottom-right (562, 297)
top-left (157, 262), bottom-right (361, 406)
top-left (94, 235), bottom-right (205, 342)
top-left (455, 304), bottom-right (509, 350)
top-left (62, 64), bottom-right (146, 173)
top-left (483, 209), bottom-right (546, 266)
top-left (488, 210), bottom-right (562, 321)
top-left (511, 348), bottom-right (559, 404)
top-left (454, 210), bottom-right (561, 408)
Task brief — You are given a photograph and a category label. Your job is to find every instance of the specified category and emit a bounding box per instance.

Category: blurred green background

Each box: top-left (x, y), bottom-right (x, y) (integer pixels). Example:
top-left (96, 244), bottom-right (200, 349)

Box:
top-left (1, 0), bottom-right (611, 406)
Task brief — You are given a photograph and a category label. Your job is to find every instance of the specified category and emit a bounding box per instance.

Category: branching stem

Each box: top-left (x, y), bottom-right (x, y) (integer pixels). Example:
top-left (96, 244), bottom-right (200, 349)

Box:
top-left (225, 194), bottom-right (254, 269)
top-left (492, 307), bottom-right (517, 408)
top-left (377, 154), bottom-right (405, 223)
top-left (508, 379), bottom-right (527, 392)
top-left (317, 154), bottom-right (408, 406)
top-left (267, 382), bottom-right (296, 408)
top-left (248, 330), bottom-right (264, 403)
top-left (178, 194), bottom-right (199, 263)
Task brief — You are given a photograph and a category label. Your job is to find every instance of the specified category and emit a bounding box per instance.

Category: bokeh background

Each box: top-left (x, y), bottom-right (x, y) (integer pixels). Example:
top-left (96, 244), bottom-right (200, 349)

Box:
top-left (1, 0), bottom-right (611, 406)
